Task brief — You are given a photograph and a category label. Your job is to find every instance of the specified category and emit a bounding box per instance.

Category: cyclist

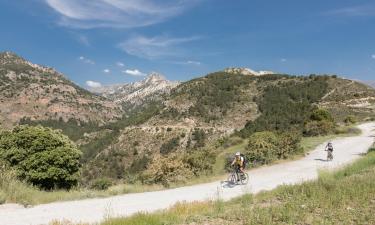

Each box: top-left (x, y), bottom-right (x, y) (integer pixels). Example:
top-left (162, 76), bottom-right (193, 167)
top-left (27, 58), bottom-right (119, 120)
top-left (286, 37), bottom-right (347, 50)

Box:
top-left (325, 141), bottom-right (334, 160)
top-left (231, 152), bottom-right (245, 180)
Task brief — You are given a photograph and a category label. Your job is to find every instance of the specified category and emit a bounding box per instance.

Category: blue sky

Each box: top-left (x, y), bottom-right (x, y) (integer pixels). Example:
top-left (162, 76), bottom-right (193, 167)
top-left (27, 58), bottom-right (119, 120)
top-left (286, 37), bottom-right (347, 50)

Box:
top-left (1, 0), bottom-right (375, 88)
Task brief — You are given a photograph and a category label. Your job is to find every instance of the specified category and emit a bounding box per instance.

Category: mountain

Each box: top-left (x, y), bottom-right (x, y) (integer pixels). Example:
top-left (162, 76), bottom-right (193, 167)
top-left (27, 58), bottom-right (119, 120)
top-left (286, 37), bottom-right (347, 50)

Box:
top-left (83, 72), bottom-right (375, 182)
top-left (2, 52), bottom-right (374, 185)
top-left (91, 73), bottom-right (180, 107)
top-left (0, 52), bottom-right (122, 128)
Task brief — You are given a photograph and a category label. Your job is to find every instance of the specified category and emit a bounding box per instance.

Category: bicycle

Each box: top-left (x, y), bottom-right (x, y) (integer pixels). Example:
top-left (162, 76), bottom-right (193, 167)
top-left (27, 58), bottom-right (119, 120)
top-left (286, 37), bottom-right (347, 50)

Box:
top-left (325, 149), bottom-right (333, 161)
top-left (227, 166), bottom-right (249, 185)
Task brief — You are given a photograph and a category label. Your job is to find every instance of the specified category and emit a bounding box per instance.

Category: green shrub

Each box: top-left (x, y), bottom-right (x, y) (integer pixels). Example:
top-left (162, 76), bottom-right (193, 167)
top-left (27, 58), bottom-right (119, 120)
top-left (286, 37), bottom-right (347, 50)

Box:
top-left (90, 178), bottom-right (112, 190)
top-left (184, 149), bottom-right (216, 176)
top-left (310, 109), bottom-right (334, 122)
top-left (245, 131), bottom-right (302, 165)
top-left (276, 131), bottom-right (302, 159)
top-left (303, 108), bottom-right (335, 136)
top-left (0, 125), bottom-right (81, 190)
top-left (141, 154), bottom-right (194, 187)
top-left (303, 120), bottom-right (335, 136)
top-left (245, 131), bottom-right (279, 164)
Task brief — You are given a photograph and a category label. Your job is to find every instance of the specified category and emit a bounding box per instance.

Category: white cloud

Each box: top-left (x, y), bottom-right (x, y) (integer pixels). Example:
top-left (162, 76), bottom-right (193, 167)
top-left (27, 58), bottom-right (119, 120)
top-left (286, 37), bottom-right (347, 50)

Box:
top-left (123, 69), bottom-right (147, 77)
top-left (103, 69), bottom-right (110, 73)
top-left (173, 60), bottom-right (202, 65)
top-left (186, 60), bottom-right (201, 65)
top-left (326, 4), bottom-right (375, 17)
top-left (78, 56), bottom-right (95, 65)
top-left (118, 35), bottom-right (201, 59)
top-left (372, 54), bottom-right (375, 59)
top-left (280, 58), bottom-right (287, 62)
top-left (86, 80), bottom-right (102, 88)
top-left (44, 0), bottom-right (200, 29)
top-left (116, 62), bottom-right (125, 67)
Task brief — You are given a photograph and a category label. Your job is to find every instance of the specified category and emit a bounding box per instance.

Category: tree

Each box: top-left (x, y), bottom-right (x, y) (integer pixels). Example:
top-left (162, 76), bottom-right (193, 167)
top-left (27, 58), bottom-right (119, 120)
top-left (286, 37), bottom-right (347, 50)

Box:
top-left (0, 125), bottom-right (81, 190)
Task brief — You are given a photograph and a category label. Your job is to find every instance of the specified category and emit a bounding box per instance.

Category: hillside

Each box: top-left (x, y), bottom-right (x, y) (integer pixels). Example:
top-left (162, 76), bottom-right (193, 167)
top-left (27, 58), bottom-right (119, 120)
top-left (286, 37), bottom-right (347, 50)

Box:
top-left (0, 52), bottom-right (123, 129)
top-left (1, 53), bottom-right (374, 187)
top-left (82, 72), bottom-right (375, 183)
top-left (319, 77), bottom-right (375, 121)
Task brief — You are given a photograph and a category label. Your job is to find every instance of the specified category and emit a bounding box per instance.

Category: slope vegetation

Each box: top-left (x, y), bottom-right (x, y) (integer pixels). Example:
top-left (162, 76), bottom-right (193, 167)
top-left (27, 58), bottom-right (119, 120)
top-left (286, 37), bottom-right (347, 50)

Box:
top-left (0, 52), bottom-right (122, 129)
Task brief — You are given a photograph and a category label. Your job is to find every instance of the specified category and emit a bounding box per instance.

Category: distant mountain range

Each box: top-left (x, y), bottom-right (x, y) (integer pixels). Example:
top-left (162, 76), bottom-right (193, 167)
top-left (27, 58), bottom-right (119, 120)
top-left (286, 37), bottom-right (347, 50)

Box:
top-left (90, 73), bottom-right (179, 107)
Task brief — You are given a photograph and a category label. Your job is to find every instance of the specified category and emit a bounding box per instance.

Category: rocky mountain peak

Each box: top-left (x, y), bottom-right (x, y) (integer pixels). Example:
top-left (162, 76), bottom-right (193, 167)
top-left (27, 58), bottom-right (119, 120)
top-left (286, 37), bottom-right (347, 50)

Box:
top-left (144, 72), bottom-right (166, 83)
top-left (91, 72), bottom-right (180, 106)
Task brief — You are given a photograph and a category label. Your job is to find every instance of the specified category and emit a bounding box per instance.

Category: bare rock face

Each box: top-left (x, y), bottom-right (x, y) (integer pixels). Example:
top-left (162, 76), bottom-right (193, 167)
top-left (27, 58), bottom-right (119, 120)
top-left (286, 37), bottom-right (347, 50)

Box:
top-left (0, 52), bottom-right (122, 128)
top-left (91, 72), bottom-right (180, 106)
top-left (224, 67), bottom-right (275, 76)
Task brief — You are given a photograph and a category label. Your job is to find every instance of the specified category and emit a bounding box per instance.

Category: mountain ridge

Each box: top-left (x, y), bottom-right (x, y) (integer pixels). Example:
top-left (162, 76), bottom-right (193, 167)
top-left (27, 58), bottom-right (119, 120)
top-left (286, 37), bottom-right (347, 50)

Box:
top-left (0, 52), bottom-right (122, 128)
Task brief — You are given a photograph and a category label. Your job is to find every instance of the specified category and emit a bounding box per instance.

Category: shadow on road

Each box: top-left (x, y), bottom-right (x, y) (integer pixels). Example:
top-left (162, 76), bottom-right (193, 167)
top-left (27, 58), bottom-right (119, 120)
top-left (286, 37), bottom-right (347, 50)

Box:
top-left (220, 181), bottom-right (237, 189)
top-left (314, 158), bottom-right (327, 162)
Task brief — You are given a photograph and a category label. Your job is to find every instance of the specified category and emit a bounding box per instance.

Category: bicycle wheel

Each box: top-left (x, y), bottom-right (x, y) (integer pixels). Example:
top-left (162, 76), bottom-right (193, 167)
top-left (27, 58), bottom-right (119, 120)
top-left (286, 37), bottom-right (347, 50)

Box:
top-left (327, 152), bottom-right (333, 161)
top-left (227, 173), bottom-right (236, 184)
top-left (240, 173), bottom-right (249, 185)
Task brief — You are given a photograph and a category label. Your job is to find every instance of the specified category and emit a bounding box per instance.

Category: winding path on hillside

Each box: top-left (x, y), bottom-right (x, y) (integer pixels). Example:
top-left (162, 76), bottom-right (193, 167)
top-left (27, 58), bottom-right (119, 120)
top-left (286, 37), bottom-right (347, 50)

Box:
top-left (1, 123), bottom-right (374, 225)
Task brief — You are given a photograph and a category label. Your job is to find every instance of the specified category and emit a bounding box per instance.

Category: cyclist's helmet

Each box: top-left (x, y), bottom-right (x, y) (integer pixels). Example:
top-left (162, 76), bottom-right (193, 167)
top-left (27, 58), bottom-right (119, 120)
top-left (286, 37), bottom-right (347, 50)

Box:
top-left (235, 152), bottom-right (241, 156)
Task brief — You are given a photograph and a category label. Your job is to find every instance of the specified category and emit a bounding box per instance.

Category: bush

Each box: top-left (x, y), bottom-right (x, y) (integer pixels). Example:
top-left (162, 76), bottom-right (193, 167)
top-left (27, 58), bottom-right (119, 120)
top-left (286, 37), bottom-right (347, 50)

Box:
top-left (245, 131), bottom-right (302, 165)
top-left (245, 132), bottom-right (279, 165)
top-left (303, 108), bottom-right (335, 136)
top-left (276, 131), bottom-right (302, 159)
top-left (0, 125), bottom-right (81, 190)
top-left (141, 154), bottom-right (194, 187)
top-left (303, 120), bottom-right (335, 136)
top-left (90, 178), bottom-right (112, 190)
top-left (310, 109), bottom-right (334, 122)
top-left (184, 149), bottom-right (216, 176)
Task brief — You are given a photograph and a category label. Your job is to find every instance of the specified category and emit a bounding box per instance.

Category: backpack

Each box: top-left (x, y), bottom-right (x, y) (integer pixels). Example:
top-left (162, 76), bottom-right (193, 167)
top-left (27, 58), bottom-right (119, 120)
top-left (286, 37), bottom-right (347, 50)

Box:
top-left (240, 154), bottom-right (248, 168)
